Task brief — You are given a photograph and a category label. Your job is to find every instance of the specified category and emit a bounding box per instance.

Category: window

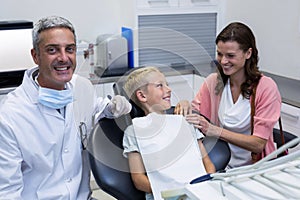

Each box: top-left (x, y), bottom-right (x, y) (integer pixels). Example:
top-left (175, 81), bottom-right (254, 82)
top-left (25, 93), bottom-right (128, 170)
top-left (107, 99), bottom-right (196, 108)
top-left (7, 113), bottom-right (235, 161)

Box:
top-left (138, 13), bottom-right (216, 73)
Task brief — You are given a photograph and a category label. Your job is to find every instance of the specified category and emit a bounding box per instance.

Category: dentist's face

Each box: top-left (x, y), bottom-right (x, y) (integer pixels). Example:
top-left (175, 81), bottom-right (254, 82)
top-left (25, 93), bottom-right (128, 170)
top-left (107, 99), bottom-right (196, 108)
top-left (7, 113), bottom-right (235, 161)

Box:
top-left (31, 27), bottom-right (76, 90)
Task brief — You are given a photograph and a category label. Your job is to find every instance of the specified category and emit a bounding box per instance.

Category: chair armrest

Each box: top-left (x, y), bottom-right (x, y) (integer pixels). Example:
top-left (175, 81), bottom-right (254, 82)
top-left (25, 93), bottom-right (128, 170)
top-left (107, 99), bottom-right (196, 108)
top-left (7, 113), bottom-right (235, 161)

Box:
top-left (273, 128), bottom-right (299, 149)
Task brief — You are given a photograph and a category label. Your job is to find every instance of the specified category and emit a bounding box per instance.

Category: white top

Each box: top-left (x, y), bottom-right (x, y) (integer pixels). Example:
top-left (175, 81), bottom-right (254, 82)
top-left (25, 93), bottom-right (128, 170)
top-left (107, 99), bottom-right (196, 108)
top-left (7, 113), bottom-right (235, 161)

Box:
top-left (0, 66), bottom-right (110, 199)
top-left (218, 79), bottom-right (252, 168)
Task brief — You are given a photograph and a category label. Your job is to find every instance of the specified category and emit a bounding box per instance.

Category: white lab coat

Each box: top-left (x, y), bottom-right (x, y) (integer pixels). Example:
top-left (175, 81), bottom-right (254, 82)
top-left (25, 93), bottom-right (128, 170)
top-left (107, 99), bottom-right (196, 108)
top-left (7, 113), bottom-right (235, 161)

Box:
top-left (0, 66), bottom-right (110, 200)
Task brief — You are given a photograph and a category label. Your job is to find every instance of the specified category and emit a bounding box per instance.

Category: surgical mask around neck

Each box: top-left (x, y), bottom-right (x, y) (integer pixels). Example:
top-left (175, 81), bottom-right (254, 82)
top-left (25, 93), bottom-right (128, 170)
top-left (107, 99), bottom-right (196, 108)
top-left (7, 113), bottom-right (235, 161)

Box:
top-left (38, 87), bottom-right (73, 109)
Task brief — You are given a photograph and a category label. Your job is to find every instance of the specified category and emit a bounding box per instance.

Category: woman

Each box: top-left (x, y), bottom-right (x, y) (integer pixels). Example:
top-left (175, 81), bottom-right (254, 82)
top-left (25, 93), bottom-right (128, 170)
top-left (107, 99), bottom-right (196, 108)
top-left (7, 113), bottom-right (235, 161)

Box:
top-left (177, 22), bottom-right (281, 168)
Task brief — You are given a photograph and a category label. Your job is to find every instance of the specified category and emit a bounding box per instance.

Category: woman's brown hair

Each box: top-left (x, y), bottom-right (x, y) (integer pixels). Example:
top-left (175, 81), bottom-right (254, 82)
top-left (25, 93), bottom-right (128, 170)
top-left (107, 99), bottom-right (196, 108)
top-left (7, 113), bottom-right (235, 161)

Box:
top-left (215, 22), bottom-right (261, 99)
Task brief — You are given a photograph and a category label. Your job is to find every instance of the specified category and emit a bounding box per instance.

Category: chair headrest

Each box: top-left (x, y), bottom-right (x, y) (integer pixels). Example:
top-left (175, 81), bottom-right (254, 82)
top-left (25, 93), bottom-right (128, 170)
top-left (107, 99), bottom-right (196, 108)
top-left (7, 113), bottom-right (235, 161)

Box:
top-left (113, 73), bottom-right (145, 119)
top-left (129, 99), bottom-right (145, 118)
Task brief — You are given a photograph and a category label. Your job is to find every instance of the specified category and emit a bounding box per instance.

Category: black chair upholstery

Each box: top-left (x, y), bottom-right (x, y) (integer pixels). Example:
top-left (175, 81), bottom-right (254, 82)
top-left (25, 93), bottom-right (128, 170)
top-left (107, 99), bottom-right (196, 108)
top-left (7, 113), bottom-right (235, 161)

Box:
top-left (202, 136), bottom-right (231, 172)
top-left (87, 115), bottom-right (146, 200)
top-left (273, 128), bottom-right (298, 157)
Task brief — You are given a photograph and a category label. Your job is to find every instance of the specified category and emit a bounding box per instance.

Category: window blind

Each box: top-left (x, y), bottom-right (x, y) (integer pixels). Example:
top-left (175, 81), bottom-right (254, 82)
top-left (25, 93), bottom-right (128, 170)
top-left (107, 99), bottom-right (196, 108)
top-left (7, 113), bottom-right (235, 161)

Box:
top-left (138, 13), bottom-right (217, 70)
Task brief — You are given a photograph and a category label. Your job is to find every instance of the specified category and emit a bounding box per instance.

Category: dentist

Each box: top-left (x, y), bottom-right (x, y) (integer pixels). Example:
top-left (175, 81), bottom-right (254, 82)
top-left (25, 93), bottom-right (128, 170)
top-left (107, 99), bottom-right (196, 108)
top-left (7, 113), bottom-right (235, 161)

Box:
top-left (0, 16), bottom-right (131, 199)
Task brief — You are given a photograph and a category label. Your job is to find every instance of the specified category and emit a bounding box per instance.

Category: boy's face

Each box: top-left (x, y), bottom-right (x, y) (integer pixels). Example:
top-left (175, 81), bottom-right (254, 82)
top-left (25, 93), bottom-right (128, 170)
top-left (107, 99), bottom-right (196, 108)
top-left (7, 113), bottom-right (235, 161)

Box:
top-left (141, 71), bottom-right (172, 113)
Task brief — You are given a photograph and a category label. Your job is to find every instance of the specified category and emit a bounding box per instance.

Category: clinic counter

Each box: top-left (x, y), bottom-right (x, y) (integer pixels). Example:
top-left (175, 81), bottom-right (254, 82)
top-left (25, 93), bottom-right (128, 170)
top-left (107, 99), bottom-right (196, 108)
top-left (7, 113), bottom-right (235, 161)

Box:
top-left (262, 72), bottom-right (300, 108)
top-left (1, 66), bottom-right (299, 108)
top-left (90, 66), bottom-right (300, 108)
top-left (90, 65), bottom-right (201, 84)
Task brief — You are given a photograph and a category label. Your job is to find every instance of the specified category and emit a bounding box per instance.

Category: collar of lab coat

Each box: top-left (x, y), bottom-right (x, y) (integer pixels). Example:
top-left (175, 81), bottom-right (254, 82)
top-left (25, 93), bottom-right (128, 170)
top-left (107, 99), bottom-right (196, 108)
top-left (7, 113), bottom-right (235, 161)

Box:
top-left (22, 66), bottom-right (75, 104)
top-left (22, 66), bottom-right (76, 118)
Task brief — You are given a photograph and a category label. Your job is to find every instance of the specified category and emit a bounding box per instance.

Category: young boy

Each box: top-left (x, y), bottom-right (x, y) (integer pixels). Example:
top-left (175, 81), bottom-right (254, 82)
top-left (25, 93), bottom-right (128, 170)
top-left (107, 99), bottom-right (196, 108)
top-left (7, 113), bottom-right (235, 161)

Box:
top-left (122, 66), bottom-right (215, 200)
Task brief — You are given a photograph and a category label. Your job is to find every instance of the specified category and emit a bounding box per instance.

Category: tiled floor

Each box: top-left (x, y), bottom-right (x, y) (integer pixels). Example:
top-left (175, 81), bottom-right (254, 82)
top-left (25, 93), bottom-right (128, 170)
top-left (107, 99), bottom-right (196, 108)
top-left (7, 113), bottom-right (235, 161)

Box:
top-left (92, 188), bottom-right (116, 200)
top-left (90, 174), bottom-right (116, 200)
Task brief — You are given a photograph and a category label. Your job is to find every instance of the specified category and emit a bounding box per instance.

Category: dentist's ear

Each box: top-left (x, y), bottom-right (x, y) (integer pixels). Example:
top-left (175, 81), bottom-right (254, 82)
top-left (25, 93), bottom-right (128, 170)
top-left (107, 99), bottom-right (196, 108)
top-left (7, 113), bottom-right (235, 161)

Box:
top-left (31, 48), bottom-right (39, 65)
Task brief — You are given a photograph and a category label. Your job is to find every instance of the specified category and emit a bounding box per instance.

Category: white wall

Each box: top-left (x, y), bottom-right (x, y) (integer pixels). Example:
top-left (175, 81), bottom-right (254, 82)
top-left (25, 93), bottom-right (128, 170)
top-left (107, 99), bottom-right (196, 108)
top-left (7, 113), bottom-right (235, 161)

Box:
top-left (0, 0), bottom-right (135, 43)
top-left (221, 0), bottom-right (300, 80)
top-left (0, 0), bottom-right (136, 73)
top-left (1, 0), bottom-right (299, 80)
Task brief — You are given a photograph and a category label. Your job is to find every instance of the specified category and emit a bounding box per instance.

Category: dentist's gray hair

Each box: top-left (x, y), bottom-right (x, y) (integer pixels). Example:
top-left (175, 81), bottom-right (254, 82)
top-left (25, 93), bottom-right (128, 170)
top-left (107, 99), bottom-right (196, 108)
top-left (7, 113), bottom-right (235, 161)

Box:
top-left (32, 16), bottom-right (76, 53)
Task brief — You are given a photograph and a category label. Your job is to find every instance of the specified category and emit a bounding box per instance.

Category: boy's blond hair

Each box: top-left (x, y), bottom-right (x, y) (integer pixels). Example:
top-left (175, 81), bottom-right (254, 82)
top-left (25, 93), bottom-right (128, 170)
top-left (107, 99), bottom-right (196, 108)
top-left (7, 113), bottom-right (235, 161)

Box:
top-left (123, 66), bottom-right (161, 107)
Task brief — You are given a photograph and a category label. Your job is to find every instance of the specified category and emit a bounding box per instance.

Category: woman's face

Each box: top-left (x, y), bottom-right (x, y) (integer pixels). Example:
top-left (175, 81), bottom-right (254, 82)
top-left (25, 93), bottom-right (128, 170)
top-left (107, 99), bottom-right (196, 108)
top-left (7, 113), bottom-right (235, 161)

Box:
top-left (216, 41), bottom-right (251, 79)
top-left (140, 71), bottom-right (172, 114)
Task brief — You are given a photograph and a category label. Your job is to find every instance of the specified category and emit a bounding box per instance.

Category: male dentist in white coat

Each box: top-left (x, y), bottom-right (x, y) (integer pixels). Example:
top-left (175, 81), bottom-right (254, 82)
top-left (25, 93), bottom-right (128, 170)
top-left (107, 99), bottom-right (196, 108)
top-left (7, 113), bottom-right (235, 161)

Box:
top-left (0, 16), bottom-right (131, 199)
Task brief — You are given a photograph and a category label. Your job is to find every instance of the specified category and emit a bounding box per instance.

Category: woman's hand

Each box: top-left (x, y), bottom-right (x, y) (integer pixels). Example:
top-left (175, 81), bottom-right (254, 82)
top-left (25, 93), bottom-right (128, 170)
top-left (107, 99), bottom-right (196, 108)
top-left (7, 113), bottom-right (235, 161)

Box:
top-left (174, 100), bottom-right (192, 116)
top-left (185, 113), bottom-right (222, 137)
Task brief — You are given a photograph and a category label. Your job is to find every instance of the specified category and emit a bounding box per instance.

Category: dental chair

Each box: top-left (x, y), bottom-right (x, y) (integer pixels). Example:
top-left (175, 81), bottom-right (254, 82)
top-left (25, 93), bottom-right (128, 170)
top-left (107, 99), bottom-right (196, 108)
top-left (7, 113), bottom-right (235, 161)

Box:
top-left (112, 72), bottom-right (232, 171)
top-left (87, 103), bottom-right (231, 200)
top-left (88, 114), bottom-right (145, 200)
top-left (87, 70), bottom-right (232, 200)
